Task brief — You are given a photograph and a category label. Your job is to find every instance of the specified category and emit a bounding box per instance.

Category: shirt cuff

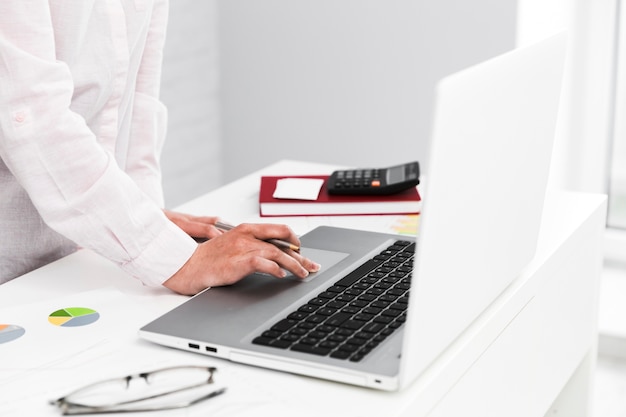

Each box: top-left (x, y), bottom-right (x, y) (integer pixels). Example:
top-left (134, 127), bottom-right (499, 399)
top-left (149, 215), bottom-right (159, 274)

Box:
top-left (121, 220), bottom-right (197, 287)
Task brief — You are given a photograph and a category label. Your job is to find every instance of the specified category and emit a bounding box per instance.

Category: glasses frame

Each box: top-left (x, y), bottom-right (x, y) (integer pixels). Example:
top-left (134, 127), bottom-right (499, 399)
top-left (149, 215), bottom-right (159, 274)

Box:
top-left (50, 365), bottom-right (226, 415)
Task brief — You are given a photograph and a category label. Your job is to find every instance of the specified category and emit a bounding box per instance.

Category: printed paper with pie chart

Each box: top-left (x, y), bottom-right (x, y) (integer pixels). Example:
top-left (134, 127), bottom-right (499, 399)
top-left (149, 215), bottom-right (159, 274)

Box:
top-left (0, 289), bottom-right (130, 375)
top-left (48, 307), bottom-right (100, 327)
top-left (0, 324), bottom-right (25, 344)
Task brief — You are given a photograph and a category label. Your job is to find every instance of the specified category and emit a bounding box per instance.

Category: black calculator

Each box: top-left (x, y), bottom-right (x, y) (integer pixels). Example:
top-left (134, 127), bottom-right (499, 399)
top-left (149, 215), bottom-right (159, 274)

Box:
top-left (327, 161), bottom-right (420, 196)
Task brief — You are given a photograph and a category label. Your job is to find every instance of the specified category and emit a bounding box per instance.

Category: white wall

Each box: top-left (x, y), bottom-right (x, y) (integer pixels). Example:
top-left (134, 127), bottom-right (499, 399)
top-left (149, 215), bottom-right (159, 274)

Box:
top-left (216, 0), bottom-right (518, 182)
top-left (160, 0), bottom-right (221, 208)
top-left (158, 0), bottom-right (616, 207)
top-left (516, 0), bottom-right (567, 46)
top-left (517, 0), bottom-right (617, 194)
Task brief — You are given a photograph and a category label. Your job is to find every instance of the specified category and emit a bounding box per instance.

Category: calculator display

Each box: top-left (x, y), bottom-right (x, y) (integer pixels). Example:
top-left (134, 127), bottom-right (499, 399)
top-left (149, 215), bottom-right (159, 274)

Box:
top-left (387, 165), bottom-right (405, 184)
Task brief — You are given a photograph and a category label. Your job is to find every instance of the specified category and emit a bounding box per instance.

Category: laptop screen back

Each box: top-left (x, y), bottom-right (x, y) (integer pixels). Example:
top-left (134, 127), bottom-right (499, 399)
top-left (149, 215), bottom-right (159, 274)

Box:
top-left (400, 34), bottom-right (567, 386)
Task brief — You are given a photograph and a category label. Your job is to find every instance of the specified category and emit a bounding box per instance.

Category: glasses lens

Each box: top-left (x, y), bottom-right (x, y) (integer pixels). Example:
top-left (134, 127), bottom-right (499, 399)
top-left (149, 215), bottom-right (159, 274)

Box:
top-left (66, 367), bottom-right (215, 409)
top-left (67, 377), bottom-right (134, 408)
top-left (147, 366), bottom-right (213, 390)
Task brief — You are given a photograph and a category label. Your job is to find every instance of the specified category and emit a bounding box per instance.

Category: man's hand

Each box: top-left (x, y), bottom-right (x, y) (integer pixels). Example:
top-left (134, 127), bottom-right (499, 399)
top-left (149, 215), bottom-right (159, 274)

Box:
top-left (162, 222), bottom-right (321, 295)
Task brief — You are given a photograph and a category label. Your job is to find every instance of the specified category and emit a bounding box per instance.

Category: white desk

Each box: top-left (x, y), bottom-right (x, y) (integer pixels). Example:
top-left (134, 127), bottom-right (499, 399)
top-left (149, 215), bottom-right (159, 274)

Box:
top-left (0, 160), bottom-right (607, 417)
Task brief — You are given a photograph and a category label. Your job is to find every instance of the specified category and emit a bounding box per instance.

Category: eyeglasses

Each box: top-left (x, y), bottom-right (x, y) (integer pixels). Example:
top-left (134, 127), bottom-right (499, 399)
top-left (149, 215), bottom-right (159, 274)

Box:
top-left (49, 365), bottom-right (226, 415)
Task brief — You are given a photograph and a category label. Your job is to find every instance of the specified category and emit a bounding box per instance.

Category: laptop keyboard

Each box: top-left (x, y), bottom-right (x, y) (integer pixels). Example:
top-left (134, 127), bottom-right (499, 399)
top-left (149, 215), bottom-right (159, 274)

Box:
top-left (252, 240), bottom-right (414, 362)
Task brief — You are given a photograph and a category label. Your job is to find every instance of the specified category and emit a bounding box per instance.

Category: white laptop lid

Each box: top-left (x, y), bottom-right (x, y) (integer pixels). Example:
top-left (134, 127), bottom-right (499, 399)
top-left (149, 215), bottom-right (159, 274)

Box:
top-left (400, 34), bottom-right (567, 386)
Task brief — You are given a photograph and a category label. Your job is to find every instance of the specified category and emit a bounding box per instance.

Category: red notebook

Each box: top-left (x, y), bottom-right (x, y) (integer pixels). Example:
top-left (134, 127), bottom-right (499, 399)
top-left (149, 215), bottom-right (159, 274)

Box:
top-left (259, 175), bottom-right (421, 217)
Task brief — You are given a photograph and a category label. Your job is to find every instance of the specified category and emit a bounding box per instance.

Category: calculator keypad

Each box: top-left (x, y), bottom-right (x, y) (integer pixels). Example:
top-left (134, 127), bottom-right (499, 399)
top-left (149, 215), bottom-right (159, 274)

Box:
top-left (327, 162), bottom-right (420, 196)
top-left (332, 169), bottom-right (382, 191)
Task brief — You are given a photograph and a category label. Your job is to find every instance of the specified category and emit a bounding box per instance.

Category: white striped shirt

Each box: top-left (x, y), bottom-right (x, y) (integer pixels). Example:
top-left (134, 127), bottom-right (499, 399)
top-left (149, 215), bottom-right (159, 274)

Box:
top-left (0, 0), bottom-right (196, 286)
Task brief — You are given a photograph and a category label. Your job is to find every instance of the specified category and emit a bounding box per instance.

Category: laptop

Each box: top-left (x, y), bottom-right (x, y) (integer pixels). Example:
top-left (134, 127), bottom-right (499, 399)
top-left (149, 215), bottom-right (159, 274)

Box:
top-left (139, 34), bottom-right (566, 391)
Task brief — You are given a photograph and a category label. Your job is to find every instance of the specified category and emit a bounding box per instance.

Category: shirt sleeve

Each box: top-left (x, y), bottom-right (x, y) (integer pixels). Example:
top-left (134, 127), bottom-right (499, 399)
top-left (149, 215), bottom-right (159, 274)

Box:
top-left (0, 2), bottom-right (197, 286)
top-left (125, 0), bottom-right (170, 206)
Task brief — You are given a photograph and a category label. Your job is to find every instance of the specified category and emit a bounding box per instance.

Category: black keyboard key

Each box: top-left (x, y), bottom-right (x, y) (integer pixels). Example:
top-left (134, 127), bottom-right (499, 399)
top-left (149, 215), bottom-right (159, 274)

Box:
top-left (362, 322), bottom-right (385, 333)
top-left (337, 343), bottom-right (360, 353)
top-left (363, 307), bottom-right (383, 315)
top-left (404, 241), bottom-right (417, 253)
top-left (252, 337), bottom-right (292, 349)
top-left (319, 340), bottom-right (340, 349)
top-left (389, 302), bottom-right (408, 311)
top-left (368, 271), bottom-right (386, 279)
top-left (330, 350), bottom-right (351, 360)
top-left (340, 320), bottom-right (366, 330)
top-left (381, 308), bottom-right (403, 318)
top-left (362, 275), bottom-right (379, 284)
top-left (318, 291), bottom-right (337, 299)
top-left (354, 313), bottom-right (375, 322)
top-left (387, 288), bottom-right (406, 297)
top-left (371, 300), bottom-right (390, 309)
top-left (291, 344), bottom-right (331, 356)
top-left (328, 334), bottom-right (348, 342)
top-left (252, 337), bottom-right (273, 346)
top-left (335, 259), bottom-right (381, 288)
top-left (381, 328), bottom-right (394, 336)
top-left (271, 319), bottom-right (297, 332)
top-left (289, 328), bottom-right (308, 336)
top-left (346, 337), bottom-right (368, 346)
top-left (354, 281), bottom-right (372, 290)
top-left (379, 294), bottom-right (399, 302)
top-left (373, 315), bottom-right (393, 324)
top-left (308, 297), bottom-right (327, 306)
top-left (317, 325), bottom-right (334, 333)
top-left (326, 312), bottom-right (352, 327)
top-left (308, 331), bottom-right (327, 339)
top-left (298, 304), bottom-right (319, 313)
top-left (352, 298), bottom-right (371, 306)
top-left (326, 300), bottom-right (347, 309)
top-left (345, 288), bottom-right (364, 296)
top-left (317, 307), bottom-right (338, 316)
top-left (300, 337), bottom-right (321, 345)
top-left (298, 322), bottom-right (316, 330)
top-left (341, 306), bottom-right (360, 314)
top-left (287, 311), bottom-right (308, 320)
top-left (355, 331), bottom-right (375, 340)
top-left (305, 315), bottom-right (326, 324)
top-left (374, 335), bottom-right (387, 343)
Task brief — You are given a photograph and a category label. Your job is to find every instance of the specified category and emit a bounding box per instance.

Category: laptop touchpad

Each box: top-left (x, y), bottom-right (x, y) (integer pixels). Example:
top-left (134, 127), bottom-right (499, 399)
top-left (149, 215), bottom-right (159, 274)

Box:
top-left (283, 247), bottom-right (349, 282)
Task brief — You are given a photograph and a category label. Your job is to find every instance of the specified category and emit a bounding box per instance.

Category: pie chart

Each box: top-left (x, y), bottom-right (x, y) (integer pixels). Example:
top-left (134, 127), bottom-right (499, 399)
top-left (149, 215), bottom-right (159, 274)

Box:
top-left (48, 307), bottom-right (100, 327)
top-left (0, 324), bottom-right (25, 344)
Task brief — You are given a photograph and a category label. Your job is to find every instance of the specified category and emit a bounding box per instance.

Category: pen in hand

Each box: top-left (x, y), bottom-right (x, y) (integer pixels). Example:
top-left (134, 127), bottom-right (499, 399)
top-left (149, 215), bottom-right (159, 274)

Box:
top-left (214, 221), bottom-right (301, 252)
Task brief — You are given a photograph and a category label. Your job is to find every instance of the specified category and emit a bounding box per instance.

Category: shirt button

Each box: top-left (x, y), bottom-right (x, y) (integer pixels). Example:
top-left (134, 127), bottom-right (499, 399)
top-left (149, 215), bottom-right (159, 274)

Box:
top-left (14, 112), bottom-right (26, 123)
